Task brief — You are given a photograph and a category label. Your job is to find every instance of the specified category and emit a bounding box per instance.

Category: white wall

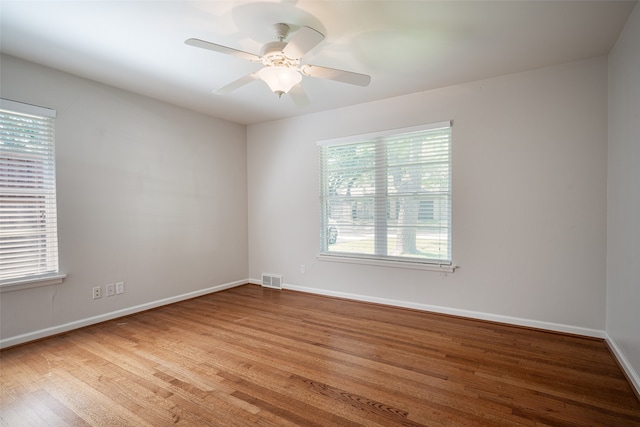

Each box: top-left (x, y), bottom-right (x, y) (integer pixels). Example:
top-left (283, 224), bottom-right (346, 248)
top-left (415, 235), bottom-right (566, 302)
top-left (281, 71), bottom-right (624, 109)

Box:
top-left (248, 56), bottom-right (609, 335)
top-left (0, 55), bottom-right (248, 345)
top-left (607, 3), bottom-right (640, 390)
top-left (0, 25), bottom-right (632, 385)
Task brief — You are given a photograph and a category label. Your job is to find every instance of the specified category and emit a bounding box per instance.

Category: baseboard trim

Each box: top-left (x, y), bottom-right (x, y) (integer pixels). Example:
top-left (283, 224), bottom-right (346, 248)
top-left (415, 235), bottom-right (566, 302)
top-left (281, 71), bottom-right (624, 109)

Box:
top-left (0, 279), bottom-right (247, 349)
top-left (266, 281), bottom-right (606, 339)
top-left (605, 334), bottom-right (640, 399)
top-left (260, 279), bottom-right (640, 397)
top-left (7, 278), bottom-right (637, 397)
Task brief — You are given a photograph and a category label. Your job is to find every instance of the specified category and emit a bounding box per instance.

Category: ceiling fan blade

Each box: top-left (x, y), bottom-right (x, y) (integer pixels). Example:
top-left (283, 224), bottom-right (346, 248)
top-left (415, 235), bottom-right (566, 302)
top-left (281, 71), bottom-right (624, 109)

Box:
top-left (213, 73), bottom-right (259, 95)
top-left (185, 38), bottom-right (260, 62)
top-left (288, 84), bottom-right (310, 107)
top-left (301, 64), bottom-right (371, 87)
top-left (282, 26), bottom-right (324, 59)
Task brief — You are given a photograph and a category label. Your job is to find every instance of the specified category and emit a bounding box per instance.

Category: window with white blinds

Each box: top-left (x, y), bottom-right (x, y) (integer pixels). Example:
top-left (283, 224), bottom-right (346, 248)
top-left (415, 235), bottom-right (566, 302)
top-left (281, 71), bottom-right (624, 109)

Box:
top-left (0, 99), bottom-right (60, 283)
top-left (319, 121), bottom-right (452, 265)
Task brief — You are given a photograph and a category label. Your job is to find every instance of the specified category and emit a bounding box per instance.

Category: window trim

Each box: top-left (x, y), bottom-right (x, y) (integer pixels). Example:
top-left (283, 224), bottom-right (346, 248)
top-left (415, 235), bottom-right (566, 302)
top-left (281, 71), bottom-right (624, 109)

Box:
top-left (317, 253), bottom-right (456, 273)
top-left (0, 273), bottom-right (67, 293)
top-left (1, 98), bottom-right (64, 286)
top-left (0, 99), bottom-right (56, 119)
top-left (318, 120), bottom-right (453, 268)
top-left (317, 121), bottom-right (452, 148)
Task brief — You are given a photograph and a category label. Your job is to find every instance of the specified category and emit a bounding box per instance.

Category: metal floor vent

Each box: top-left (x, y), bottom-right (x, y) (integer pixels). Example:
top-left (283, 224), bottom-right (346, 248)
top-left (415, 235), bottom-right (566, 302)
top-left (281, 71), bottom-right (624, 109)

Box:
top-left (261, 274), bottom-right (283, 290)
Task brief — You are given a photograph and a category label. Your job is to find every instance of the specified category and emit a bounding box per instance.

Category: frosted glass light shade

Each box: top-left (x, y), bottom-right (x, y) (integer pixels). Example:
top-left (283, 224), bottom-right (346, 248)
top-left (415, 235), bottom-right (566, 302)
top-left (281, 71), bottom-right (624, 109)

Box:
top-left (258, 66), bottom-right (302, 96)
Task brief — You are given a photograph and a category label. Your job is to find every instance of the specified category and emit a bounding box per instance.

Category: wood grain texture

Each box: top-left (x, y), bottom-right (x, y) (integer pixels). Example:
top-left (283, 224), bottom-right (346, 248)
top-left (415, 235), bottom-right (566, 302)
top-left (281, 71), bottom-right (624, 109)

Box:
top-left (1, 284), bottom-right (639, 426)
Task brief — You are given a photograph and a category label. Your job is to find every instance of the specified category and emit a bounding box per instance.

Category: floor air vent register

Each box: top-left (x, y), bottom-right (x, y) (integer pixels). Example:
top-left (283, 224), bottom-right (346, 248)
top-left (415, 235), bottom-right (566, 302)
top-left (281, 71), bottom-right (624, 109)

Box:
top-left (261, 274), bottom-right (283, 290)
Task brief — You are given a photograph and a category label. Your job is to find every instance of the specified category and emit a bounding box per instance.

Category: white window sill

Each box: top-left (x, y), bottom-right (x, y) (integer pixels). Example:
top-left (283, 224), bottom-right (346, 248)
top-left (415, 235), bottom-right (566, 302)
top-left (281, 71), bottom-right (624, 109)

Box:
top-left (0, 274), bottom-right (67, 293)
top-left (317, 254), bottom-right (456, 273)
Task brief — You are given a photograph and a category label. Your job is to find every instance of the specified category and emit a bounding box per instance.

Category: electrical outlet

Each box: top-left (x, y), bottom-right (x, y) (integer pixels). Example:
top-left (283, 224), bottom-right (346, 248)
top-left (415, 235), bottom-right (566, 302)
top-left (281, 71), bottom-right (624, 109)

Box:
top-left (106, 283), bottom-right (115, 297)
top-left (300, 264), bottom-right (306, 274)
top-left (116, 281), bottom-right (125, 295)
top-left (92, 286), bottom-right (101, 299)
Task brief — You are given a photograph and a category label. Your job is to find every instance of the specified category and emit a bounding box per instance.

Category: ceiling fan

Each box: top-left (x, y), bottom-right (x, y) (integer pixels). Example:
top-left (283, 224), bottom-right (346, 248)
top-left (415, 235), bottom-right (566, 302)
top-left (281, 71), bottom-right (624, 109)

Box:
top-left (185, 23), bottom-right (371, 106)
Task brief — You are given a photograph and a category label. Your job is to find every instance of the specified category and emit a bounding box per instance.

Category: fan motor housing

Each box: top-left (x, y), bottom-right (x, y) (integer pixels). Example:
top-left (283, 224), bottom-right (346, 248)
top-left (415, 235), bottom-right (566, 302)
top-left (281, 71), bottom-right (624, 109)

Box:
top-left (261, 41), bottom-right (298, 67)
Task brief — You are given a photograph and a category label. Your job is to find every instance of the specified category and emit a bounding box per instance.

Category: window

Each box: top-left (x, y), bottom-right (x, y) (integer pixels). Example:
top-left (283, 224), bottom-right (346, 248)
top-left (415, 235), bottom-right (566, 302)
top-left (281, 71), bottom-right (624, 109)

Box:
top-left (0, 99), bottom-right (60, 284)
top-left (319, 121), bottom-right (452, 266)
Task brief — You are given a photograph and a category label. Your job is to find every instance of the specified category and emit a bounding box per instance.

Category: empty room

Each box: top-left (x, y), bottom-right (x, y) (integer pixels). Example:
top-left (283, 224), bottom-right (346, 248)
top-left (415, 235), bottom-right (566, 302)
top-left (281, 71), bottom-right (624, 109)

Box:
top-left (1, 0), bottom-right (639, 425)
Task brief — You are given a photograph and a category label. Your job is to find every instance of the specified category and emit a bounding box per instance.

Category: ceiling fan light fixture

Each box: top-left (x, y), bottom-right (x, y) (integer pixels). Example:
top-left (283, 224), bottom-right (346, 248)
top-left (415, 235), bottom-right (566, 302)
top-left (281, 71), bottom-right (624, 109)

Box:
top-left (258, 66), bottom-right (302, 97)
top-left (186, 23), bottom-right (370, 102)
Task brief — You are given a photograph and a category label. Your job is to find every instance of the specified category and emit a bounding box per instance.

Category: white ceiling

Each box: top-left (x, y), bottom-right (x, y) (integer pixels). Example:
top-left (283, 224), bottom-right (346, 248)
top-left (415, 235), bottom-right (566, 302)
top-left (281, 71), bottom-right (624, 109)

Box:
top-left (1, 1), bottom-right (636, 125)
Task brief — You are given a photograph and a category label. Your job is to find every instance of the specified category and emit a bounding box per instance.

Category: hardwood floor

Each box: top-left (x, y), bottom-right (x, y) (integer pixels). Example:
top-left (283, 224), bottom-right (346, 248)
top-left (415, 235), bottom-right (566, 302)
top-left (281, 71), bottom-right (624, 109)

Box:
top-left (1, 284), bottom-right (639, 426)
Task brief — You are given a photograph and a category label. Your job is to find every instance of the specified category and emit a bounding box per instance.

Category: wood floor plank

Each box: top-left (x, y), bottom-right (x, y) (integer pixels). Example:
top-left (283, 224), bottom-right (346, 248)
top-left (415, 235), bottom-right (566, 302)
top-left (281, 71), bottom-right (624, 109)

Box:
top-left (2, 284), bottom-right (639, 426)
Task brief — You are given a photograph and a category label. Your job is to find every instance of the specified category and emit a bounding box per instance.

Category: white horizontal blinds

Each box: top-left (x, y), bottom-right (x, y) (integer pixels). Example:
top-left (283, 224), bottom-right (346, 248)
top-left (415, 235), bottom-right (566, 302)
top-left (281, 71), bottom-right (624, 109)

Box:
top-left (319, 122), bottom-right (451, 264)
top-left (320, 140), bottom-right (378, 255)
top-left (0, 100), bottom-right (59, 282)
top-left (384, 126), bottom-right (451, 262)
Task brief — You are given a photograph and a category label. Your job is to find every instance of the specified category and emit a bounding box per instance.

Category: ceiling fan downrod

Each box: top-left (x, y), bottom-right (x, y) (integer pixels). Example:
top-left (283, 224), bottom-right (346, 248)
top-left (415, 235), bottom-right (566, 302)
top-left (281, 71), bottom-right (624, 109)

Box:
top-left (273, 23), bottom-right (291, 41)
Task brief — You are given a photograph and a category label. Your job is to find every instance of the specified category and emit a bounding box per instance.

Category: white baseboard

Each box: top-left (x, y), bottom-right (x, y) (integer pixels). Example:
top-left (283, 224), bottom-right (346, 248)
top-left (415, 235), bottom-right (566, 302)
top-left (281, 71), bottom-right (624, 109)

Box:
top-left (0, 279), bottom-right (246, 349)
top-left (7, 278), bottom-right (638, 397)
top-left (258, 278), bottom-right (638, 396)
top-left (251, 280), bottom-right (606, 339)
top-left (605, 334), bottom-right (640, 398)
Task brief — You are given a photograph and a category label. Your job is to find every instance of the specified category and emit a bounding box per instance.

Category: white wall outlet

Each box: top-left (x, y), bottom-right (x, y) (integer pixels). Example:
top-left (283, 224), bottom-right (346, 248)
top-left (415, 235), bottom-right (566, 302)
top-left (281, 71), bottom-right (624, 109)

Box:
top-left (92, 286), bottom-right (101, 299)
top-left (116, 281), bottom-right (125, 294)
top-left (106, 283), bottom-right (115, 297)
top-left (300, 264), bottom-right (306, 274)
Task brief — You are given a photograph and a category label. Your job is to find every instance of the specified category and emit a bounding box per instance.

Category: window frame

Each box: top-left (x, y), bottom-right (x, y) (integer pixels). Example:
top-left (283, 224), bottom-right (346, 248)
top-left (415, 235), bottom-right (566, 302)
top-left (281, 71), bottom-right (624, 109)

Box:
top-left (317, 121), bottom-right (454, 271)
top-left (0, 99), bottom-right (65, 290)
